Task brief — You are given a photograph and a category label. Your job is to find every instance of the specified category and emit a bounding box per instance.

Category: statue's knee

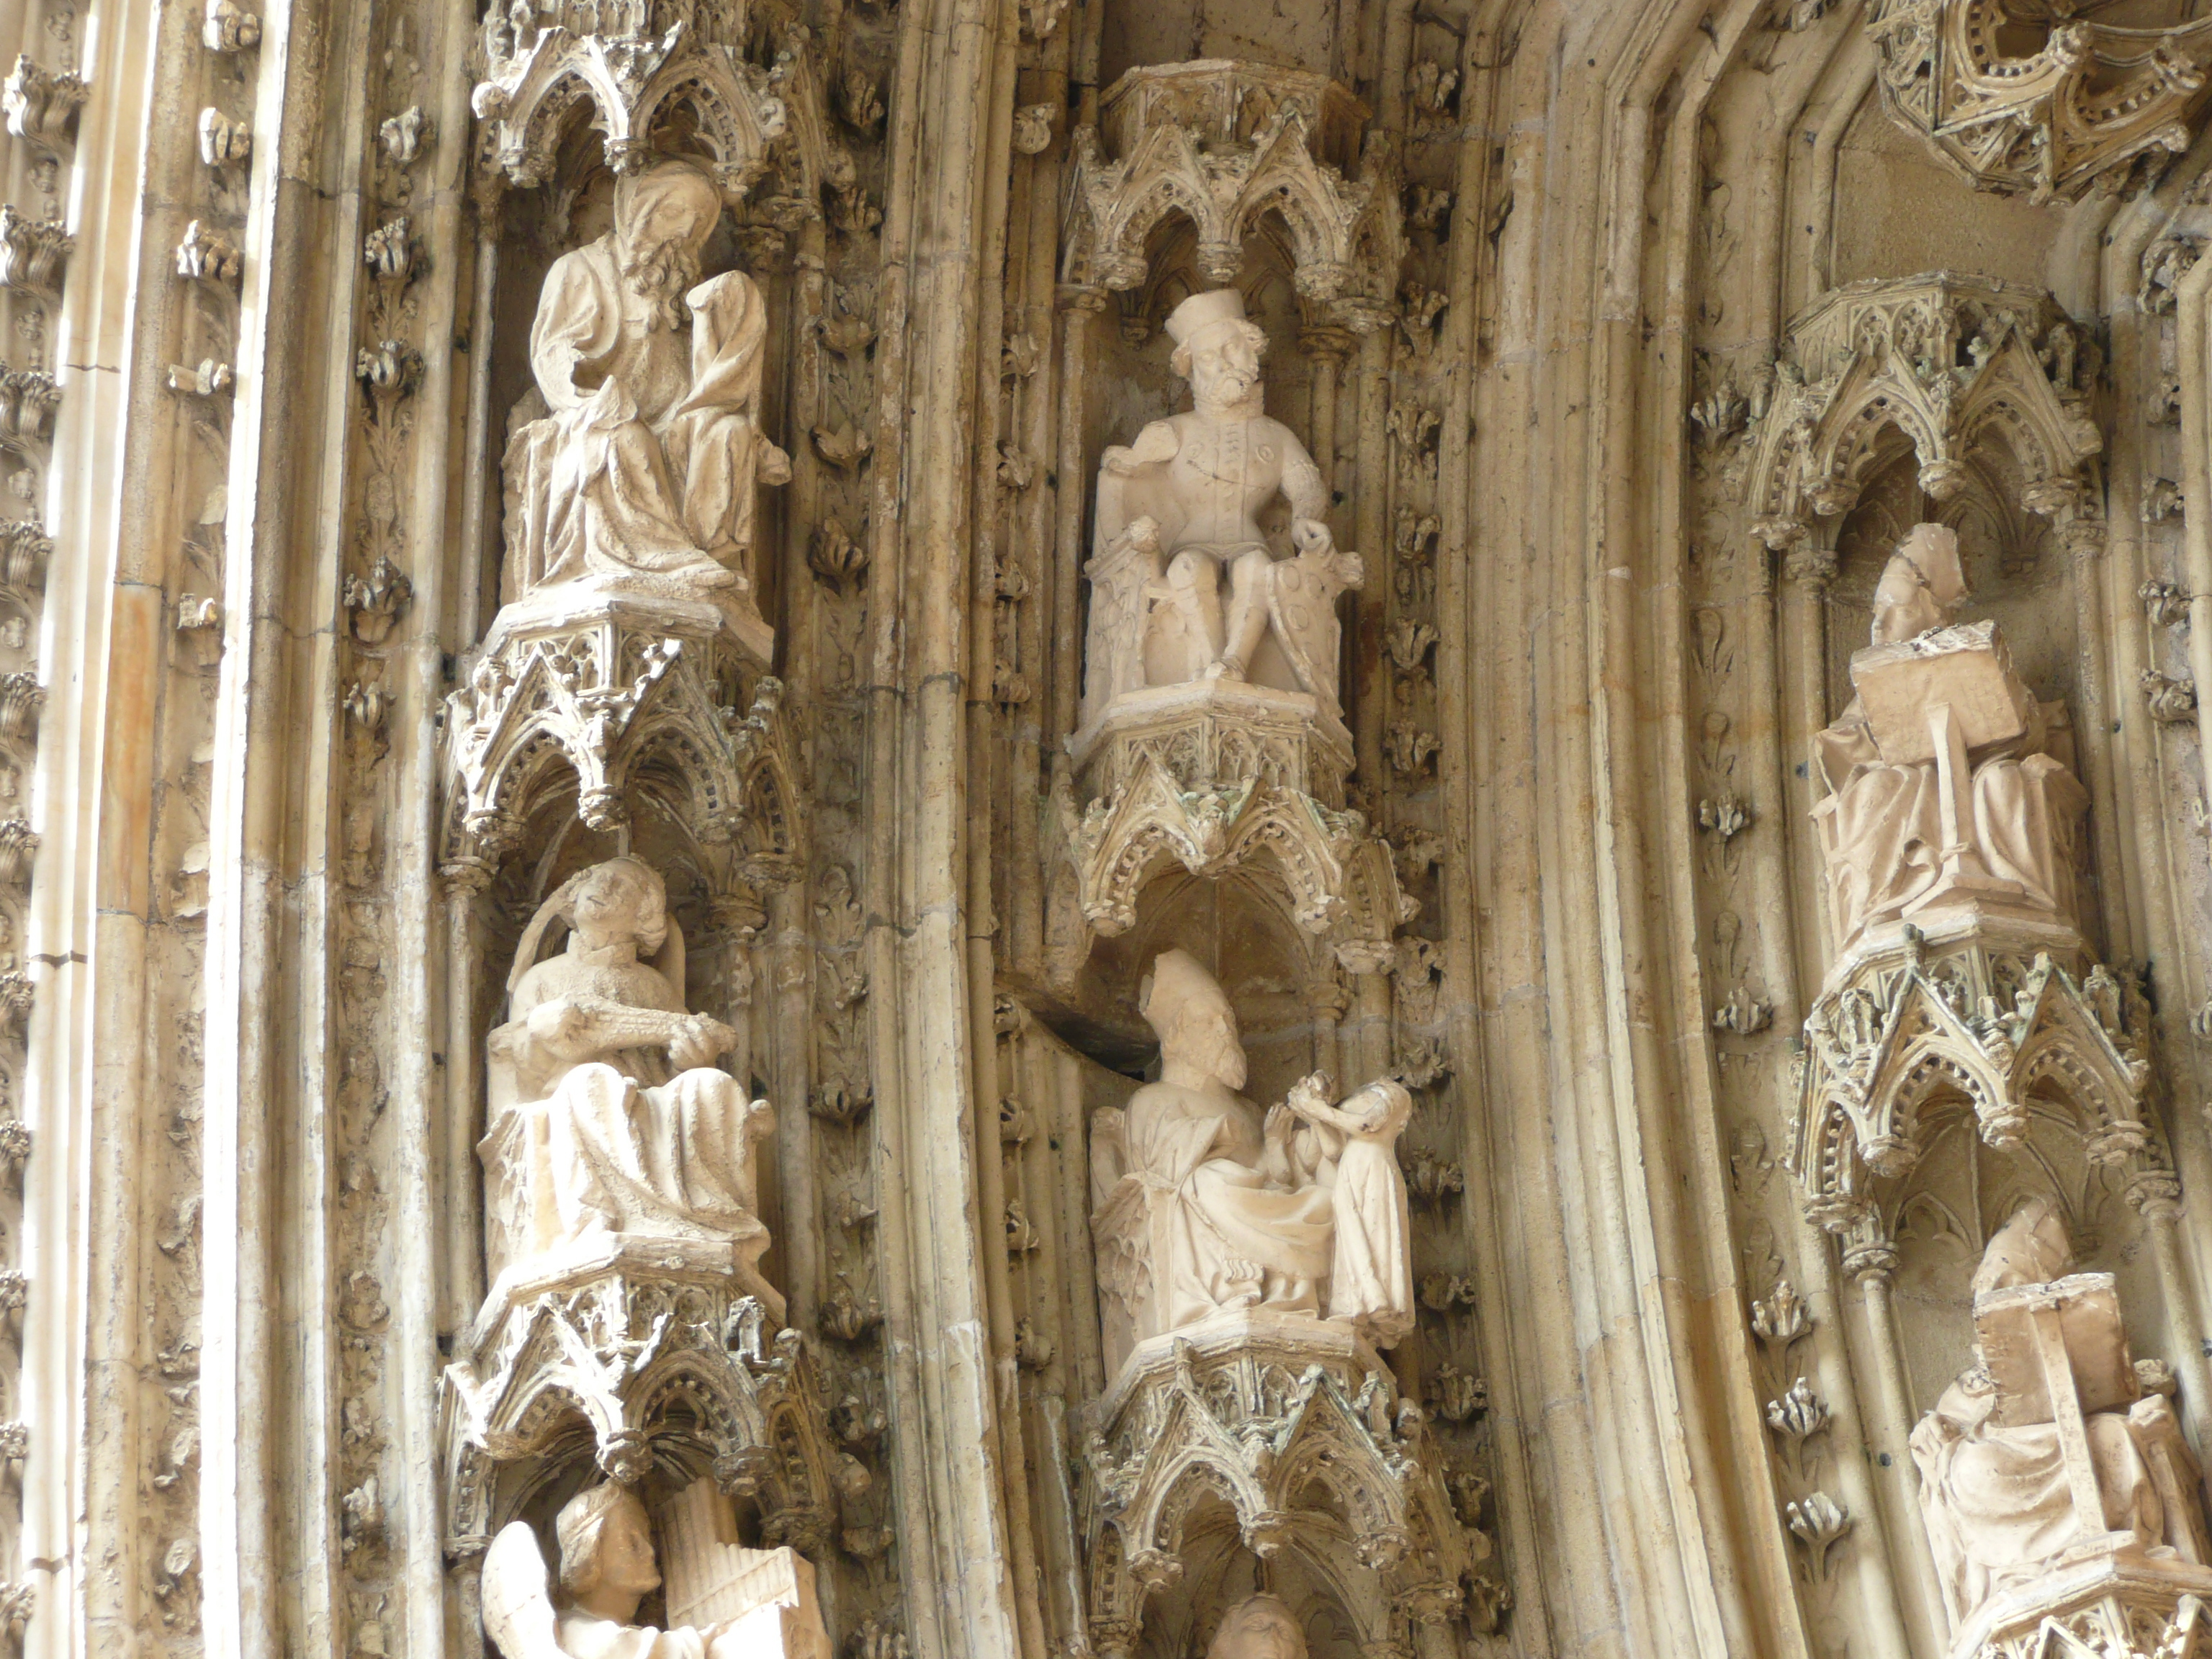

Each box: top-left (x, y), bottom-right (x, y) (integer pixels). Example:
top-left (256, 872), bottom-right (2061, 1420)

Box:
top-left (1231, 547), bottom-right (1273, 585)
top-left (1165, 549), bottom-right (1214, 588)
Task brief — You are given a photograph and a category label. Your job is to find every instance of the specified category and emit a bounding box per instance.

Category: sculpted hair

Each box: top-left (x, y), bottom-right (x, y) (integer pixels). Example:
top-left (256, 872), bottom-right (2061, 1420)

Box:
top-left (1205, 1595), bottom-right (1308, 1659)
top-left (554, 1481), bottom-right (644, 1597)
top-left (567, 855), bottom-right (670, 956)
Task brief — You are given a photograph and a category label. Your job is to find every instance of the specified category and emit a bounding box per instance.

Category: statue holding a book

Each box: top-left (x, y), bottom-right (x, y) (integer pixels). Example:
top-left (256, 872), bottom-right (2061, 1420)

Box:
top-left (1910, 1198), bottom-right (2208, 1630)
top-left (1811, 523), bottom-right (2088, 956)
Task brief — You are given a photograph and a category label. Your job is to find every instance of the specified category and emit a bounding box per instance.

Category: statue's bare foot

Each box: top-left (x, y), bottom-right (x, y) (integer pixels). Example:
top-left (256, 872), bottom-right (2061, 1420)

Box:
top-left (1204, 655), bottom-right (1246, 683)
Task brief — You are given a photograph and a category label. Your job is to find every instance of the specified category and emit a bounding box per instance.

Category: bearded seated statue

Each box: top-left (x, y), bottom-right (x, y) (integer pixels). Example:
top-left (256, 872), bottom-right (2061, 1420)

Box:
top-left (480, 855), bottom-right (776, 1311)
top-left (1078, 288), bottom-right (1362, 751)
top-left (1811, 523), bottom-right (2087, 956)
top-left (1088, 949), bottom-right (1414, 1370)
top-left (1910, 1197), bottom-right (2210, 1631)
top-left (500, 156), bottom-right (789, 636)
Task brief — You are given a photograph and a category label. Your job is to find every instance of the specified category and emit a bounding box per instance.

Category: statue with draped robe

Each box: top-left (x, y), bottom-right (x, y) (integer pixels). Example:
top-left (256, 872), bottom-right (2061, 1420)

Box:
top-left (502, 157), bottom-right (790, 624)
top-left (480, 855), bottom-right (775, 1301)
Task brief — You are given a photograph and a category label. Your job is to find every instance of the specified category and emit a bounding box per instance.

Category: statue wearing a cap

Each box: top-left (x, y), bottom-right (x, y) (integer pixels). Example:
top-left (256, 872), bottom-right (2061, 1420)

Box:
top-left (1085, 288), bottom-right (1360, 732)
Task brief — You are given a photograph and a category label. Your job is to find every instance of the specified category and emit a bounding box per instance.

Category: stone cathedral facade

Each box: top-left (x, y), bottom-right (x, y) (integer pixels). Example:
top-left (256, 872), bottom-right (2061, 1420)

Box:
top-left (12, 0), bottom-right (2212, 1655)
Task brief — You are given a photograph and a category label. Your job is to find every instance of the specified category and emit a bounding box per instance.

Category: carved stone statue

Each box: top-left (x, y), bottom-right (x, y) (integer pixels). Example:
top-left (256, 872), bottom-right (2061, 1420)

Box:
top-left (480, 856), bottom-right (775, 1297)
top-left (1089, 950), bottom-right (1413, 1360)
top-left (1285, 1070), bottom-right (1414, 1347)
top-left (503, 157), bottom-right (791, 623)
top-left (482, 1482), bottom-right (828, 1659)
top-left (1080, 289), bottom-right (1362, 737)
top-left (1811, 522), bottom-right (2087, 954)
top-left (1205, 1595), bottom-right (1308, 1659)
top-left (1910, 1197), bottom-right (2209, 1630)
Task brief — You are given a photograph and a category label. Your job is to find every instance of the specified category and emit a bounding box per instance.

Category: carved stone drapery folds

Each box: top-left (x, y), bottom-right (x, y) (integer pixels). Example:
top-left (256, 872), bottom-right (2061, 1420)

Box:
top-left (1078, 1315), bottom-right (1493, 1659)
top-left (1866, 0), bottom-right (2212, 202)
top-left (1907, 1204), bottom-right (2212, 1659)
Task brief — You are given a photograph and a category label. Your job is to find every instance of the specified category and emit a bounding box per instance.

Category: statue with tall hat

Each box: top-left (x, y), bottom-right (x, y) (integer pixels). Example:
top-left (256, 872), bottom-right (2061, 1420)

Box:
top-left (1081, 287), bottom-right (1362, 737)
top-left (502, 155), bottom-right (791, 642)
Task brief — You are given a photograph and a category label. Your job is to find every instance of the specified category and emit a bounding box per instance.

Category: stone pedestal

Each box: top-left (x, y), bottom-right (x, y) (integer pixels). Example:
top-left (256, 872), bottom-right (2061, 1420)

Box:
top-left (440, 1253), bottom-right (843, 1561)
top-left (1789, 924), bottom-right (2152, 1250)
top-left (1079, 1311), bottom-right (1487, 1658)
top-left (442, 589), bottom-right (796, 884)
top-left (1948, 1542), bottom-right (2212, 1659)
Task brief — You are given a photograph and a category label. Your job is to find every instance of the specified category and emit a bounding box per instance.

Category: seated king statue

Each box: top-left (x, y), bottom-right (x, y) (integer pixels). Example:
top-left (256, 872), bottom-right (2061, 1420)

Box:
top-left (502, 156), bottom-right (790, 633)
top-left (1077, 287), bottom-right (1363, 750)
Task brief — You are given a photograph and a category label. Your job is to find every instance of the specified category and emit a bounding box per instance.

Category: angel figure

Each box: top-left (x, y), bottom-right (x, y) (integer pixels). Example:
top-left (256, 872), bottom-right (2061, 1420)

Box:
top-left (480, 855), bottom-right (776, 1300)
top-left (1284, 1071), bottom-right (1415, 1346)
top-left (481, 1483), bottom-right (827, 1659)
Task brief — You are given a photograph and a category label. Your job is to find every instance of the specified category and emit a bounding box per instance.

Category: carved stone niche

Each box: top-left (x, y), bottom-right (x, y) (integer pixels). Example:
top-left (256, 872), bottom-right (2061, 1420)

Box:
top-left (1078, 1313), bottom-right (1493, 1659)
top-left (1048, 282), bottom-right (1411, 989)
top-left (472, 0), bottom-right (847, 207)
top-left (1744, 273), bottom-right (2100, 554)
top-left (1866, 0), bottom-right (2212, 203)
top-left (1062, 60), bottom-right (1402, 330)
top-left (442, 592), bottom-right (797, 892)
top-left (436, 1282), bottom-right (849, 1654)
top-left (1789, 928), bottom-right (2156, 1251)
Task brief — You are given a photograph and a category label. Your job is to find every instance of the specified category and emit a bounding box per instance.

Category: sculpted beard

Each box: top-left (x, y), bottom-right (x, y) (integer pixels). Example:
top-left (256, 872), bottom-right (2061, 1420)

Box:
top-left (623, 235), bottom-right (702, 331)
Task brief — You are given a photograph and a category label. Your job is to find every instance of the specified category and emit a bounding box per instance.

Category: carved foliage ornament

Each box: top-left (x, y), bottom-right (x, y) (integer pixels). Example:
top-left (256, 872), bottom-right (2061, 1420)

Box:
top-left (471, 0), bottom-right (855, 217)
top-left (1866, 0), bottom-right (2212, 202)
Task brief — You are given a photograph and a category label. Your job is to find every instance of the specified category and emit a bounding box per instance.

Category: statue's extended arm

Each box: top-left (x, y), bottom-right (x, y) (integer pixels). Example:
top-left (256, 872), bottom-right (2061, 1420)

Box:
top-left (1281, 438), bottom-right (1328, 526)
top-left (496, 993), bottom-right (734, 1078)
top-left (1100, 419), bottom-right (1179, 477)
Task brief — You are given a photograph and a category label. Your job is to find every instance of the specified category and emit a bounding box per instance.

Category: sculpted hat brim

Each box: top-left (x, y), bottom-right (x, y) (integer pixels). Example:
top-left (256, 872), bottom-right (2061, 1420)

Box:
top-left (1165, 287), bottom-right (1249, 348)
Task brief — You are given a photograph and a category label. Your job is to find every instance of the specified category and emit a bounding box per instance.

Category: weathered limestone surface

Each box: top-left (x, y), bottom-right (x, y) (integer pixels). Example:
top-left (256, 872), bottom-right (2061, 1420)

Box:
top-left (12, 1), bottom-right (2212, 1658)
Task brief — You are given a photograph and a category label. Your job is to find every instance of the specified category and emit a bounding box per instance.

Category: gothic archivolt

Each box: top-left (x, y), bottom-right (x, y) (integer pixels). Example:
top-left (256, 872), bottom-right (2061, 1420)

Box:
top-left (14, 1), bottom-right (2212, 1658)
